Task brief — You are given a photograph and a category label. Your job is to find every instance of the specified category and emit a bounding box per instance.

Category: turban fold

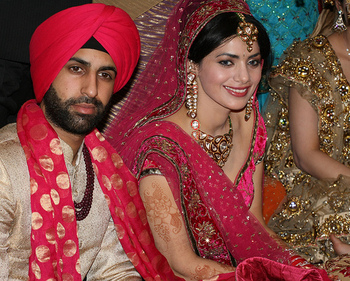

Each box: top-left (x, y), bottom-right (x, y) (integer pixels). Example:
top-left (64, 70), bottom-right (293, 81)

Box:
top-left (30, 3), bottom-right (140, 102)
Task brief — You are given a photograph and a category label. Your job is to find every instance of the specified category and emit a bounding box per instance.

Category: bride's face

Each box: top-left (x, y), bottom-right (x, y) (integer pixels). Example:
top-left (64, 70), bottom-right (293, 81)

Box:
top-left (192, 36), bottom-right (262, 113)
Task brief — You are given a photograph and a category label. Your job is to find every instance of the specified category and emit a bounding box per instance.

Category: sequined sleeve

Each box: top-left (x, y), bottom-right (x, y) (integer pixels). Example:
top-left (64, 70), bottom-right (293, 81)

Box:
top-left (268, 35), bottom-right (341, 114)
top-left (266, 34), bottom-right (350, 164)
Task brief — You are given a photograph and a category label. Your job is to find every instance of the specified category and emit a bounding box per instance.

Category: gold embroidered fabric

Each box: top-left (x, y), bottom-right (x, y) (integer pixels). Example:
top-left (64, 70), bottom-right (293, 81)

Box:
top-left (324, 254), bottom-right (350, 280)
top-left (0, 124), bottom-right (140, 280)
top-left (264, 35), bottom-right (350, 264)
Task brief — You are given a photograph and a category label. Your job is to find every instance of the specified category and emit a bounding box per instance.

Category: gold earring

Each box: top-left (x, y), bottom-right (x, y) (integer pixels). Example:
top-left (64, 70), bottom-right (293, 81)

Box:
top-left (185, 64), bottom-right (198, 119)
top-left (333, 9), bottom-right (347, 32)
top-left (245, 95), bottom-right (254, 121)
top-left (323, 0), bottom-right (335, 6)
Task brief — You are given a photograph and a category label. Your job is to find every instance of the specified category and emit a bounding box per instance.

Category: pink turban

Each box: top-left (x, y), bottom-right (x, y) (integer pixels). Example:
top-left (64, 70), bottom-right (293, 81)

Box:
top-left (30, 3), bottom-right (140, 102)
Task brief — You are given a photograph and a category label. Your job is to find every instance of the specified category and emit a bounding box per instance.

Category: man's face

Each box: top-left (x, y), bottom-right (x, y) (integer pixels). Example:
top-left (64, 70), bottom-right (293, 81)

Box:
top-left (42, 48), bottom-right (117, 135)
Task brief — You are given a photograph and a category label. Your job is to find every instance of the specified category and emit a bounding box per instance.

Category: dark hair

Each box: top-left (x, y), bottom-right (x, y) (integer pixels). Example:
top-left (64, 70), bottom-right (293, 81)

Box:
top-left (188, 12), bottom-right (272, 75)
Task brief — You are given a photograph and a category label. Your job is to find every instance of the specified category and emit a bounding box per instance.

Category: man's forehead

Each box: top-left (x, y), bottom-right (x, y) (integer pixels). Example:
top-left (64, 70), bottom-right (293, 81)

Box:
top-left (81, 37), bottom-right (108, 54)
top-left (70, 48), bottom-right (114, 64)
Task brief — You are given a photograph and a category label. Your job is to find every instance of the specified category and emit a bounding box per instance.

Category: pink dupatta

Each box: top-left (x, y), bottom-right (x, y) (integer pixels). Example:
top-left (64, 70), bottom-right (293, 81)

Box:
top-left (107, 109), bottom-right (328, 280)
top-left (17, 100), bottom-right (180, 280)
top-left (123, 112), bottom-right (291, 264)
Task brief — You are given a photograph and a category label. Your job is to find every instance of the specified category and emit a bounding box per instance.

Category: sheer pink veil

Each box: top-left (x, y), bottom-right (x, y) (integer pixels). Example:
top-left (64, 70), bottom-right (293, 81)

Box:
top-left (105, 0), bottom-right (182, 142)
top-left (105, 0), bottom-right (253, 146)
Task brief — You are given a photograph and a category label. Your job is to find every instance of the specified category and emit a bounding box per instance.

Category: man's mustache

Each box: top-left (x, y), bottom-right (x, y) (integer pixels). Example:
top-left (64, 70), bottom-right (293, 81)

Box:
top-left (65, 96), bottom-right (103, 107)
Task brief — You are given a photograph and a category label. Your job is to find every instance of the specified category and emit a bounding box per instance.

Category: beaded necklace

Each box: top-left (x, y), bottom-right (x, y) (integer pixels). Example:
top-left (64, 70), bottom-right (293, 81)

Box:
top-left (74, 144), bottom-right (94, 221)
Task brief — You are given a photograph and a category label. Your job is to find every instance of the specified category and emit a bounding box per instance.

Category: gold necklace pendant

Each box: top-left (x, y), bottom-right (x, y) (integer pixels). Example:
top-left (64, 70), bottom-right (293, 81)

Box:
top-left (191, 116), bottom-right (233, 168)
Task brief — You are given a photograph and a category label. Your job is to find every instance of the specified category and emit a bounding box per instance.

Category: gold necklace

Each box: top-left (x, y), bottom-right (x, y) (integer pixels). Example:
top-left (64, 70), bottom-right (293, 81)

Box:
top-left (191, 116), bottom-right (233, 168)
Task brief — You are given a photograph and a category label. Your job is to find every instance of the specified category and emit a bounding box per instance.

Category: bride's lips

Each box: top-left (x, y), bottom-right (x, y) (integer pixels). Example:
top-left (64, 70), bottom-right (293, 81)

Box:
top-left (71, 103), bottom-right (96, 115)
top-left (224, 85), bottom-right (250, 97)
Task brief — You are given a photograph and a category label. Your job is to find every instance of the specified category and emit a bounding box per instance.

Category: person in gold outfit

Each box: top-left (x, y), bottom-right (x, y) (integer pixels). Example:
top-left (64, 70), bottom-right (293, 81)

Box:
top-left (264, 0), bottom-right (350, 276)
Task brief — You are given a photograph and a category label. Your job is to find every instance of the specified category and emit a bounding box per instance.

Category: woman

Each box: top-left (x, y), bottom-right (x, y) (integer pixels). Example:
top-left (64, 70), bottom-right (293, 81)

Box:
top-left (105, 0), bottom-right (329, 279)
top-left (264, 0), bottom-right (350, 274)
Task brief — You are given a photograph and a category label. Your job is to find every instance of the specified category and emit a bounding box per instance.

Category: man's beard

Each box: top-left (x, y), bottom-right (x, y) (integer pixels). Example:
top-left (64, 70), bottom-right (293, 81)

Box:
top-left (42, 86), bottom-right (109, 135)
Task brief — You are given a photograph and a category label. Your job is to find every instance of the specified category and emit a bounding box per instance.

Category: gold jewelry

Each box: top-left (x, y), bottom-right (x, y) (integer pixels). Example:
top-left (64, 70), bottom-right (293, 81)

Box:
top-left (186, 63), bottom-right (233, 167)
top-left (245, 95), bottom-right (254, 121)
top-left (333, 9), bottom-right (347, 32)
top-left (185, 68), bottom-right (198, 119)
top-left (237, 13), bottom-right (258, 52)
top-left (191, 116), bottom-right (233, 168)
top-left (323, 0), bottom-right (335, 6)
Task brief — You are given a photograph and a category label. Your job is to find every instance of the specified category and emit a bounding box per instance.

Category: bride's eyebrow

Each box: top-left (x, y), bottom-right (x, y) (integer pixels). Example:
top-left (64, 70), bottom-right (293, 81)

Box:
top-left (216, 52), bottom-right (261, 59)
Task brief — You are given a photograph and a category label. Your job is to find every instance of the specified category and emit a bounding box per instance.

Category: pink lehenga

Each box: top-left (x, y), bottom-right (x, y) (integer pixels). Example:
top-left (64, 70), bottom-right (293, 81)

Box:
top-left (104, 0), bottom-right (329, 279)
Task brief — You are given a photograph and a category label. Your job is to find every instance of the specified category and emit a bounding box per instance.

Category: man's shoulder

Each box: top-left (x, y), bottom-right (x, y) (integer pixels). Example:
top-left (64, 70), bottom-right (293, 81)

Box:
top-left (0, 123), bottom-right (24, 161)
top-left (0, 123), bottom-right (19, 144)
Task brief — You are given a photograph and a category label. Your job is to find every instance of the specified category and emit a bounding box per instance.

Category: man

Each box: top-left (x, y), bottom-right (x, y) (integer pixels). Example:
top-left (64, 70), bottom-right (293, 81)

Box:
top-left (0, 4), bottom-right (176, 280)
top-left (0, 0), bottom-right (92, 128)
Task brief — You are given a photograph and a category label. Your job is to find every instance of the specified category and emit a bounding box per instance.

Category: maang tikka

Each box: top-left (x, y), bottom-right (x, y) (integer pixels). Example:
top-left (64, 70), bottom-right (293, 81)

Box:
top-left (237, 13), bottom-right (258, 52)
top-left (236, 13), bottom-right (257, 121)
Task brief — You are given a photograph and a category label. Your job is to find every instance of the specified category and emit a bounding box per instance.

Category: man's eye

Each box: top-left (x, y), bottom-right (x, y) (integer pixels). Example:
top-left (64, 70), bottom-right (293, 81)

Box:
top-left (70, 66), bottom-right (83, 73)
top-left (99, 72), bottom-right (114, 80)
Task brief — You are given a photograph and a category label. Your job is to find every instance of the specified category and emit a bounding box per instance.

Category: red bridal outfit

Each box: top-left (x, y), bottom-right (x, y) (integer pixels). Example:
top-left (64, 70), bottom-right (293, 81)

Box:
top-left (105, 0), bottom-right (330, 280)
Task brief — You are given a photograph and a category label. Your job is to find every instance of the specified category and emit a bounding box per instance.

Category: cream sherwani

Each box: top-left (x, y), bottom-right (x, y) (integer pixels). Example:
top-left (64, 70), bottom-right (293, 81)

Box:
top-left (0, 123), bottom-right (141, 280)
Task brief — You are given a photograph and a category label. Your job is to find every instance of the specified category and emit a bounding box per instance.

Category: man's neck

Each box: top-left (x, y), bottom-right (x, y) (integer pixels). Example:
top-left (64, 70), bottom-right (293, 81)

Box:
top-left (53, 126), bottom-right (85, 162)
top-left (40, 103), bottom-right (85, 162)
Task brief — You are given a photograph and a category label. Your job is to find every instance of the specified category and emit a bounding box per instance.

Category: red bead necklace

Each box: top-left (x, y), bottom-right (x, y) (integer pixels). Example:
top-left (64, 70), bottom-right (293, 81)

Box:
top-left (74, 144), bottom-right (94, 221)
